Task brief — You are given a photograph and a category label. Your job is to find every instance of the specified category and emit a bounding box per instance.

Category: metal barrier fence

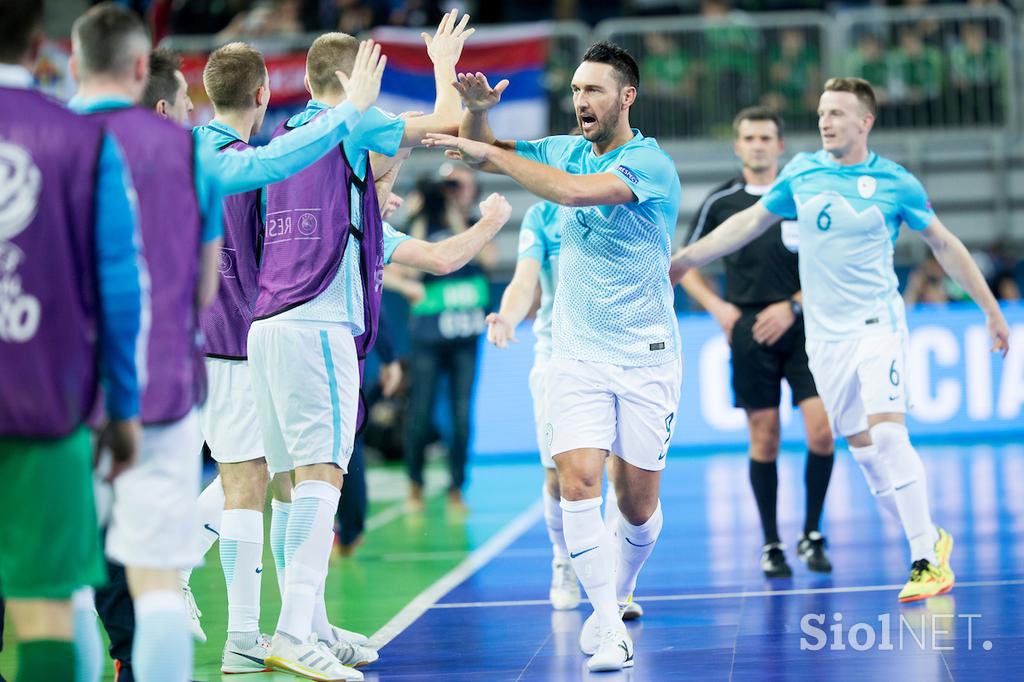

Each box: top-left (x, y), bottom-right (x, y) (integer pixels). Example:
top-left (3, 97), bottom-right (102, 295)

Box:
top-left (162, 6), bottom-right (1018, 139)
top-left (594, 13), bottom-right (835, 138)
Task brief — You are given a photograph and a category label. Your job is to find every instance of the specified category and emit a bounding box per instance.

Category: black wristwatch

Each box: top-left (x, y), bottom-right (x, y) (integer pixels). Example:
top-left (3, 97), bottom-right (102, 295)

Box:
top-left (789, 298), bottom-right (803, 317)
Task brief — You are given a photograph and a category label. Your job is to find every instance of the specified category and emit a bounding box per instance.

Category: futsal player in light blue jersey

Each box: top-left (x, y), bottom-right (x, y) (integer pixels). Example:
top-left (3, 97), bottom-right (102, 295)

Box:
top-left (427, 42), bottom-right (683, 672)
top-left (673, 77), bottom-right (1010, 603)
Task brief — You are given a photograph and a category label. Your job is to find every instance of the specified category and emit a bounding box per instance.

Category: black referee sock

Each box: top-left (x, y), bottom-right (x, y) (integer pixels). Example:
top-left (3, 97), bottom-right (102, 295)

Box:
top-left (804, 450), bottom-right (835, 536)
top-left (749, 459), bottom-right (779, 545)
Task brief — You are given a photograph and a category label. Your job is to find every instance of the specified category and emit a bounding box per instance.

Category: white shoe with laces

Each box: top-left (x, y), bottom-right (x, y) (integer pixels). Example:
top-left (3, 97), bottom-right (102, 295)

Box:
top-left (221, 633), bottom-right (272, 674)
top-left (328, 624), bottom-right (370, 647)
top-left (318, 631), bottom-right (379, 668)
top-left (265, 633), bottom-right (363, 681)
top-left (180, 584), bottom-right (206, 643)
top-left (579, 596), bottom-right (643, 654)
top-left (549, 559), bottom-right (582, 611)
top-left (587, 626), bottom-right (634, 672)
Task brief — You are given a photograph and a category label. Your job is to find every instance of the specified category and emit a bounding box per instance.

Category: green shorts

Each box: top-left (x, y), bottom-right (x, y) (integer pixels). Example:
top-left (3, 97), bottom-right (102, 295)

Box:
top-left (0, 427), bottom-right (106, 599)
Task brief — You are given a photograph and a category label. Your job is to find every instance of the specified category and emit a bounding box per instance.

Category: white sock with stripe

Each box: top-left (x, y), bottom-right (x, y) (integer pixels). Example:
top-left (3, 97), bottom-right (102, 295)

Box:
top-left (179, 475), bottom-right (226, 586)
top-left (276, 480), bottom-right (339, 642)
top-left (615, 501), bottom-right (663, 602)
top-left (270, 499), bottom-right (291, 598)
top-left (221, 509), bottom-right (264, 647)
top-left (561, 496), bottom-right (619, 632)
top-left (72, 587), bottom-right (102, 682)
top-left (132, 590), bottom-right (192, 682)
top-left (542, 485), bottom-right (569, 561)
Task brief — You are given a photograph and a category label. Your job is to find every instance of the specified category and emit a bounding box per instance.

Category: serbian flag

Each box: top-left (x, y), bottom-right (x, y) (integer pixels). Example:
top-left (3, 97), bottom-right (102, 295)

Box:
top-left (371, 24), bottom-right (550, 140)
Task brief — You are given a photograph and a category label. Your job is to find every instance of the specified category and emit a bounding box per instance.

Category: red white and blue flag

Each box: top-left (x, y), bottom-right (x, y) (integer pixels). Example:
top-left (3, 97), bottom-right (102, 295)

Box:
top-left (371, 24), bottom-right (551, 140)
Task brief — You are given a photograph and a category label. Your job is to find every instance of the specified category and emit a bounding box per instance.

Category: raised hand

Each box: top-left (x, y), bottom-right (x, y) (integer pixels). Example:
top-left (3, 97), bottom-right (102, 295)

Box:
top-left (336, 40), bottom-right (387, 113)
top-left (478, 192), bottom-right (512, 225)
top-left (422, 8), bottom-right (475, 66)
top-left (454, 72), bottom-right (509, 112)
top-left (422, 133), bottom-right (492, 166)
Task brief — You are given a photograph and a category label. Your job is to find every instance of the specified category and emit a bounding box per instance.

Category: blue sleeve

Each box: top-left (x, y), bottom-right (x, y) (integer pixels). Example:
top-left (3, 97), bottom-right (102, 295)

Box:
top-left (211, 102), bottom-right (363, 195)
top-left (350, 106), bottom-right (405, 157)
top-left (515, 135), bottom-right (576, 167)
top-left (94, 134), bottom-right (143, 420)
top-left (608, 147), bottom-right (677, 204)
top-left (898, 171), bottom-right (935, 231)
top-left (194, 142), bottom-right (224, 243)
top-left (761, 155), bottom-right (804, 218)
top-left (382, 221), bottom-right (412, 265)
top-left (517, 202), bottom-right (546, 263)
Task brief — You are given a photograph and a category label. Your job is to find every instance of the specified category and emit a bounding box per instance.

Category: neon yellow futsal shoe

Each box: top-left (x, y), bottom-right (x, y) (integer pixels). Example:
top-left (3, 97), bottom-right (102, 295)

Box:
top-left (898, 559), bottom-right (954, 603)
top-left (934, 527), bottom-right (954, 572)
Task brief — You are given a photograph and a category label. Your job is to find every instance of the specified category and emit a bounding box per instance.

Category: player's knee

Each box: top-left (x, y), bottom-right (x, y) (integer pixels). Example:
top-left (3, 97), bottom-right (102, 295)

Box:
top-left (870, 422), bottom-right (922, 489)
top-left (807, 422), bottom-right (835, 455)
top-left (748, 412), bottom-right (780, 461)
top-left (556, 472), bottom-right (601, 502)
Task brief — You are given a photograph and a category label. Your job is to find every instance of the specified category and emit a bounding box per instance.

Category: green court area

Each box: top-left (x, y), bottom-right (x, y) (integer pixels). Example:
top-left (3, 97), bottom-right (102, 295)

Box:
top-left (0, 460), bottom-right (541, 681)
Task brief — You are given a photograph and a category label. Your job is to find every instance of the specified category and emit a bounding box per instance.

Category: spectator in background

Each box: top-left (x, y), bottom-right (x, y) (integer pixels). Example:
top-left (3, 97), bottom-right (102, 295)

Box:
top-left (640, 32), bottom-right (700, 135)
top-left (846, 34), bottom-right (891, 107)
top-left (216, 0), bottom-right (303, 40)
top-left (701, 0), bottom-right (759, 134)
top-left (167, 0), bottom-right (244, 36)
top-left (905, 254), bottom-right (968, 305)
top-left (950, 22), bottom-right (1004, 125)
top-left (888, 27), bottom-right (943, 124)
top-left (763, 28), bottom-right (819, 117)
top-left (400, 169), bottom-right (495, 515)
top-left (975, 240), bottom-right (1022, 302)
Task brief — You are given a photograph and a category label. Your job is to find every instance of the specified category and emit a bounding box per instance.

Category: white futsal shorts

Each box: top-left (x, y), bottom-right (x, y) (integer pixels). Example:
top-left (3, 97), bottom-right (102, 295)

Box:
top-left (806, 328), bottom-right (910, 438)
top-left (529, 355), bottom-right (555, 469)
top-left (248, 319), bottom-right (359, 475)
top-left (198, 357), bottom-right (265, 464)
top-left (106, 410), bottom-right (204, 569)
top-left (544, 356), bottom-right (683, 471)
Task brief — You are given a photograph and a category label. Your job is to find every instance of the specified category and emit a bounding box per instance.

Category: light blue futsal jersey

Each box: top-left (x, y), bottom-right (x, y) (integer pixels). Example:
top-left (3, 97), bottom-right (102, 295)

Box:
top-left (517, 200), bottom-right (561, 358)
top-left (516, 130), bottom-right (681, 367)
top-left (762, 150), bottom-right (935, 341)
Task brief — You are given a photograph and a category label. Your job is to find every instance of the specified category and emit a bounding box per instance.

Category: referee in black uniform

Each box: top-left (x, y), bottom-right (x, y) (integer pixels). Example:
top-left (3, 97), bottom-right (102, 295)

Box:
top-left (683, 107), bottom-right (836, 577)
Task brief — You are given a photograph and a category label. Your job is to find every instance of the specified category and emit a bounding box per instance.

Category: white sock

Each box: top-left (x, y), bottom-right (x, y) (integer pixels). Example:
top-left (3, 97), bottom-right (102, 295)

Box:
top-left (542, 485), bottom-right (569, 561)
top-left (276, 480), bottom-right (339, 642)
top-left (311, 579), bottom-right (335, 644)
top-left (603, 482), bottom-right (621, 532)
top-left (561, 497), bottom-right (619, 632)
top-left (180, 475), bottom-right (226, 585)
top-left (615, 501), bottom-right (663, 602)
top-left (849, 443), bottom-right (899, 520)
top-left (270, 499), bottom-right (291, 598)
top-left (871, 423), bottom-right (939, 563)
top-left (132, 590), bottom-right (192, 682)
top-left (221, 509), bottom-right (264, 641)
top-left (72, 588), bottom-right (102, 682)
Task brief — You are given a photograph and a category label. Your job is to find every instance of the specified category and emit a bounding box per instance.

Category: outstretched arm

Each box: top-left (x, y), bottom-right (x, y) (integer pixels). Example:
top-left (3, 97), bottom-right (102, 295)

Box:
top-left (919, 217), bottom-right (1010, 356)
top-left (487, 258), bottom-right (541, 348)
top-left (398, 9), bottom-right (475, 147)
top-left (389, 193), bottom-right (512, 275)
top-left (423, 134), bottom-right (634, 206)
top-left (670, 202), bottom-right (779, 283)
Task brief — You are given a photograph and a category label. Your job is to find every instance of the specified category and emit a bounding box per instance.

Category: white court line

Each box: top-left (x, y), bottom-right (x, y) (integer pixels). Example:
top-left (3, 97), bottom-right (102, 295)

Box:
top-left (370, 500), bottom-right (543, 649)
top-left (428, 578), bottom-right (1024, 610)
top-left (363, 501), bottom-right (409, 532)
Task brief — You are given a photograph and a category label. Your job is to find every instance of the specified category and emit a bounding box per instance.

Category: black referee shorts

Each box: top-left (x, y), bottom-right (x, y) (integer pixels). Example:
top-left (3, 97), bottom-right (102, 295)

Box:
top-left (730, 308), bottom-right (818, 411)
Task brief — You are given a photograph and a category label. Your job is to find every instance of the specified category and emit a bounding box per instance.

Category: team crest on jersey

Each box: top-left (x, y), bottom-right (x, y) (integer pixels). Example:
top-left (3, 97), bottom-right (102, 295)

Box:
top-left (857, 175), bottom-right (877, 199)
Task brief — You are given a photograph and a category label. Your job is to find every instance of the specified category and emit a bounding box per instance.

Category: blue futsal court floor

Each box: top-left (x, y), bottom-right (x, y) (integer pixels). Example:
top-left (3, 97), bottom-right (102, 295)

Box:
top-left (367, 442), bottom-right (1024, 681)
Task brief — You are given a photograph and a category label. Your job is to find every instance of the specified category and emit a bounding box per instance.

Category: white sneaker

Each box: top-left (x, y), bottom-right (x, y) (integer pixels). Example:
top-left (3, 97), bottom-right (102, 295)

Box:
top-left (579, 598), bottom-right (643, 654)
top-left (265, 633), bottom-right (364, 681)
top-left (587, 627), bottom-right (634, 672)
top-left (328, 624), bottom-right (370, 647)
top-left (549, 559), bottom-right (581, 611)
top-left (318, 631), bottom-right (379, 669)
top-left (221, 633), bottom-right (272, 674)
top-left (181, 584), bottom-right (206, 643)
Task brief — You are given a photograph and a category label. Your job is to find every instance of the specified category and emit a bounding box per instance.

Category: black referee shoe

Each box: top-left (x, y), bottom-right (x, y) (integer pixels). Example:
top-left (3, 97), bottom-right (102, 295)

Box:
top-left (797, 531), bottom-right (833, 573)
top-left (760, 542), bottom-right (792, 578)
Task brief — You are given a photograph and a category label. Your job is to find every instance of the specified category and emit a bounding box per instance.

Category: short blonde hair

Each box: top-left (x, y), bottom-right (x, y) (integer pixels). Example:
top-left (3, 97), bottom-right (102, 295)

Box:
top-left (306, 32), bottom-right (359, 97)
top-left (203, 42), bottom-right (266, 111)
top-left (823, 77), bottom-right (877, 115)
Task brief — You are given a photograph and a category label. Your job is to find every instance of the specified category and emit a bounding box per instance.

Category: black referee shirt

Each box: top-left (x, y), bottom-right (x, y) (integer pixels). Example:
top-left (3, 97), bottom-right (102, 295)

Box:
top-left (686, 176), bottom-right (801, 307)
